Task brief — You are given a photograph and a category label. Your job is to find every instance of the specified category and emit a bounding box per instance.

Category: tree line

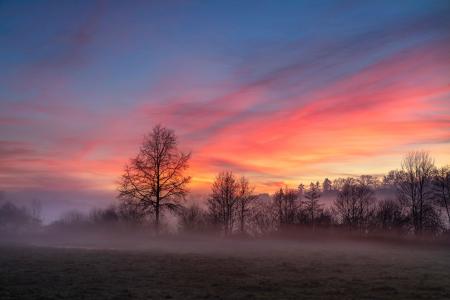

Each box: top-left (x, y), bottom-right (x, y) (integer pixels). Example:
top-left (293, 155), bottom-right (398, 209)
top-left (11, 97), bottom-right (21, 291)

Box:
top-left (114, 125), bottom-right (449, 237)
top-left (1, 125), bottom-right (449, 239)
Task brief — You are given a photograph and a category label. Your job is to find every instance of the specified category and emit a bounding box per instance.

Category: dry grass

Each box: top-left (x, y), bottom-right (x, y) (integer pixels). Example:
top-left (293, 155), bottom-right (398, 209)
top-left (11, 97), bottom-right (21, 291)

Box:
top-left (1, 239), bottom-right (449, 299)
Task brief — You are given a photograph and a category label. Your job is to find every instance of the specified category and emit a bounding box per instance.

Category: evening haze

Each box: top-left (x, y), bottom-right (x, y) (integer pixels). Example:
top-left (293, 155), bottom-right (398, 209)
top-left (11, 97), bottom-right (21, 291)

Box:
top-left (1, 1), bottom-right (449, 219)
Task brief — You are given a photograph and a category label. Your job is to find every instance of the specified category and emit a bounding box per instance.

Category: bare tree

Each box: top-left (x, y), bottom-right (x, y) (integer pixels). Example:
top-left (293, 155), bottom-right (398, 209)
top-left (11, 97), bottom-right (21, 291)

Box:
top-left (89, 206), bottom-right (120, 227)
top-left (333, 177), bottom-right (375, 232)
top-left (273, 186), bottom-right (300, 229)
top-left (304, 182), bottom-right (322, 231)
top-left (0, 202), bottom-right (36, 232)
top-left (297, 183), bottom-right (305, 197)
top-left (333, 178), bottom-right (357, 230)
top-left (433, 166), bottom-right (450, 225)
top-left (322, 178), bottom-right (332, 192)
top-left (118, 125), bottom-right (191, 233)
top-left (359, 175), bottom-right (380, 188)
top-left (382, 170), bottom-right (399, 187)
top-left (395, 151), bottom-right (436, 235)
top-left (207, 171), bottom-right (239, 236)
top-left (236, 176), bottom-right (256, 234)
top-left (332, 178), bottom-right (347, 191)
top-left (374, 199), bottom-right (404, 232)
top-left (248, 196), bottom-right (277, 236)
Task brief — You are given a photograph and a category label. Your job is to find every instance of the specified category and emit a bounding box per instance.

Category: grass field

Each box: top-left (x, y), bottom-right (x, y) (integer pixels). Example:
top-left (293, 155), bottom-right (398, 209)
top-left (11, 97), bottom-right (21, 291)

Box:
top-left (1, 239), bottom-right (449, 299)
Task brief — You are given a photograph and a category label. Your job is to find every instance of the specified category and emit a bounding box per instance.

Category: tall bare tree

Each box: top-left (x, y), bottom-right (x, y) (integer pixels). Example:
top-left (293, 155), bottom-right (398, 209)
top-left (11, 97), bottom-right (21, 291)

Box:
top-left (118, 125), bottom-right (191, 233)
top-left (395, 151), bottom-right (435, 235)
top-left (273, 186), bottom-right (299, 229)
top-left (304, 182), bottom-right (322, 231)
top-left (236, 176), bottom-right (256, 234)
top-left (207, 171), bottom-right (239, 236)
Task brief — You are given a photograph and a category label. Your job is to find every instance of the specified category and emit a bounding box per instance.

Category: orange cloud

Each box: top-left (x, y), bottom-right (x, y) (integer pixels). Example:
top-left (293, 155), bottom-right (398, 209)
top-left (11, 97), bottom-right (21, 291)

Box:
top-left (0, 35), bottom-right (448, 195)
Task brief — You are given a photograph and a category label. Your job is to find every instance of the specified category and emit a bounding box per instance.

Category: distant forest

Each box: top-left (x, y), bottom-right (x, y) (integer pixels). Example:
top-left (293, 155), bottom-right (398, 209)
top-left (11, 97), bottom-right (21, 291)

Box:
top-left (1, 125), bottom-right (449, 240)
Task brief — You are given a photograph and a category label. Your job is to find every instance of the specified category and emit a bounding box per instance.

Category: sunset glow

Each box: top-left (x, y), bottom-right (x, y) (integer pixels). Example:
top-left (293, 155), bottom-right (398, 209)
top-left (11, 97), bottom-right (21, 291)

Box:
top-left (1, 1), bottom-right (449, 206)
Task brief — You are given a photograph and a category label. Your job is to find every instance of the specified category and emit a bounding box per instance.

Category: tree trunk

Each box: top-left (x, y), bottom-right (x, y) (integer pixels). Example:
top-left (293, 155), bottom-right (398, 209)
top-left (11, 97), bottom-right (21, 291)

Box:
top-left (155, 193), bottom-right (160, 235)
top-left (240, 202), bottom-right (245, 234)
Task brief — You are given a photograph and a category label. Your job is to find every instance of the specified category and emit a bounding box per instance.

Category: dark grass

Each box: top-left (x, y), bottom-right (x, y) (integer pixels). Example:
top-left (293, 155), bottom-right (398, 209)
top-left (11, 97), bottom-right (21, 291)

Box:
top-left (1, 240), bottom-right (449, 299)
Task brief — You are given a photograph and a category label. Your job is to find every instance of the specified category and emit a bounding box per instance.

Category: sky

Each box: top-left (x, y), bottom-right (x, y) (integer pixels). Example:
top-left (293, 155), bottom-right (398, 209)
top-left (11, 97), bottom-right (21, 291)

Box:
top-left (0, 0), bottom-right (449, 217)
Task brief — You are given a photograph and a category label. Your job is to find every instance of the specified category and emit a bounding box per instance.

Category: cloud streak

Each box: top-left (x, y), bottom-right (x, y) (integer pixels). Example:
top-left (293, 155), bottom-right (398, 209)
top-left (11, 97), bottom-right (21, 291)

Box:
top-left (0, 0), bottom-right (449, 198)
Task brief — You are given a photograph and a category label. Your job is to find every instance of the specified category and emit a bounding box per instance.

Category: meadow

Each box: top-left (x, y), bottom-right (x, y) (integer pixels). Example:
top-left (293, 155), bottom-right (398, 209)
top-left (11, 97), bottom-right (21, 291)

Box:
top-left (1, 238), bottom-right (449, 300)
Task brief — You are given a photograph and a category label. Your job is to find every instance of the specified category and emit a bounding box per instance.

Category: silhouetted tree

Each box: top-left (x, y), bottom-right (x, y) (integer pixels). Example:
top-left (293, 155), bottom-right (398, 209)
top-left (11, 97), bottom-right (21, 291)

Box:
top-left (248, 196), bottom-right (277, 235)
top-left (236, 176), bottom-right (256, 234)
top-left (304, 182), bottom-right (322, 230)
top-left (332, 178), bottom-right (346, 191)
top-left (383, 170), bottom-right (398, 187)
top-left (298, 183), bottom-right (305, 197)
top-left (394, 151), bottom-right (436, 235)
top-left (322, 178), bottom-right (332, 192)
top-left (359, 175), bottom-right (380, 188)
top-left (374, 199), bottom-right (405, 232)
top-left (420, 204), bottom-right (444, 233)
top-left (433, 166), bottom-right (450, 225)
top-left (333, 177), bottom-right (375, 232)
top-left (274, 186), bottom-right (299, 229)
top-left (90, 205), bottom-right (120, 224)
top-left (0, 202), bottom-right (37, 233)
top-left (207, 171), bottom-right (239, 236)
top-left (118, 125), bottom-right (191, 233)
